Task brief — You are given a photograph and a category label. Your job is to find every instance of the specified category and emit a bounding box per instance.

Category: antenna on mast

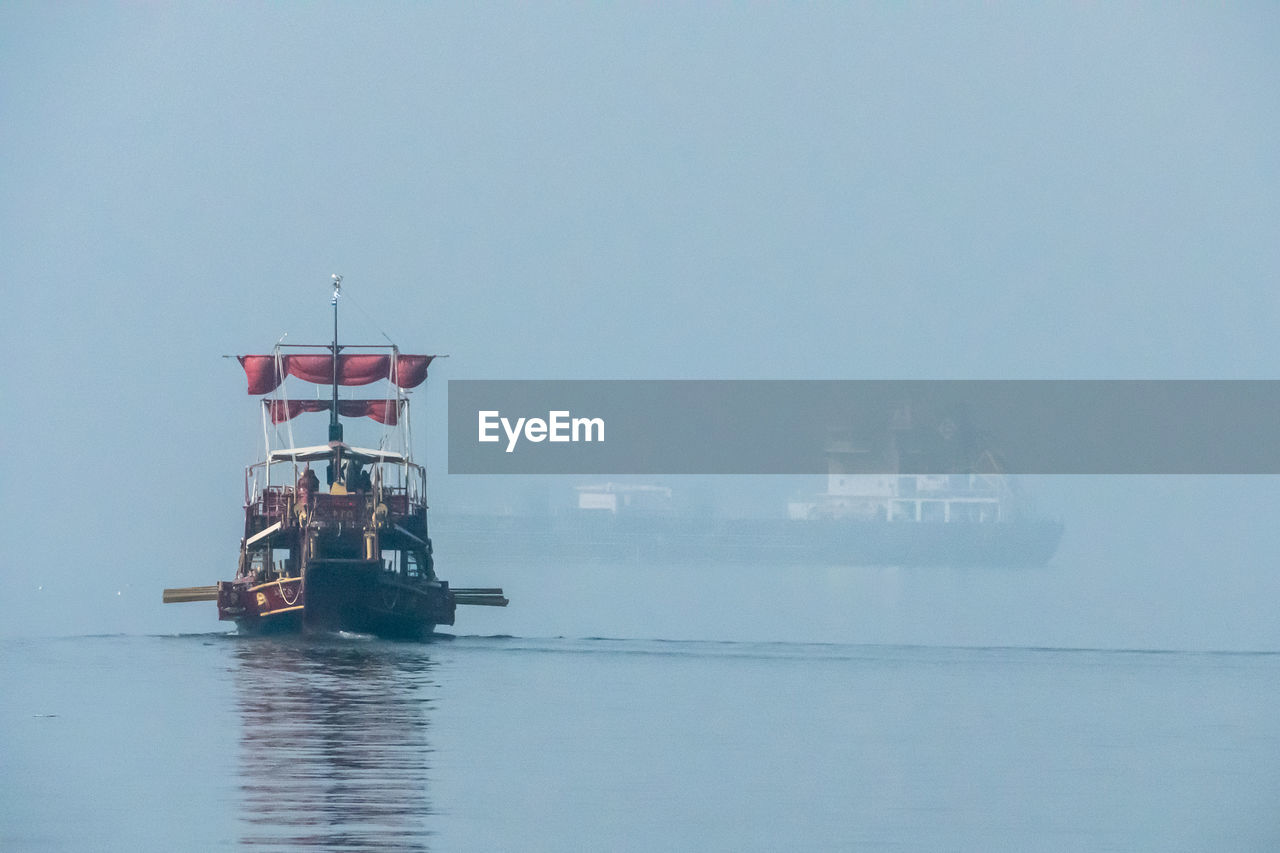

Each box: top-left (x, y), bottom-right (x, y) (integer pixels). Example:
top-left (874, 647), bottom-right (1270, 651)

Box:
top-left (329, 274), bottom-right (343, 443)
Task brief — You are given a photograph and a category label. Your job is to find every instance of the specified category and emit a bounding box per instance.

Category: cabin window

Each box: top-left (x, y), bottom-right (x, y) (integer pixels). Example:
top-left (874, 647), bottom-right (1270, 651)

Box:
top-left (406, 551), bottom-right (421, 579)
top-left (271, 547), bottom-right (293, 577)
top-left (383, 550), bottom-right (400, 575)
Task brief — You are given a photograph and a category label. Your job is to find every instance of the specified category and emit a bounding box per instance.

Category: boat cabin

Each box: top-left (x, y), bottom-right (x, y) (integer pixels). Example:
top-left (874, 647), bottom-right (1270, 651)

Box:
top-left (239, 442), bottom-right (434, 585)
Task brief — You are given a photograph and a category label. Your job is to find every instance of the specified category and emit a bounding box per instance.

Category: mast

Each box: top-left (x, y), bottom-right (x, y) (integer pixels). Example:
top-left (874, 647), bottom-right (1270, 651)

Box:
top-left (329, 274), bottom-right (343, 443)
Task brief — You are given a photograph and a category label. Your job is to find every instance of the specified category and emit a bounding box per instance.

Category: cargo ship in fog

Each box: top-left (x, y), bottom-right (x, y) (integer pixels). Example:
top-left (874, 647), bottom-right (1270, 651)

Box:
top-left (432, 427), bottom-right (1061, 568)
top-left (432, 484), bottom-right (1059, 568)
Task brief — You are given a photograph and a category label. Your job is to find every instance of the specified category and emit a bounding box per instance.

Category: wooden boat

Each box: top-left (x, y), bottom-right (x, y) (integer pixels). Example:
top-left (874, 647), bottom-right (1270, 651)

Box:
top-left (164, 276), bottom-right (506, 638)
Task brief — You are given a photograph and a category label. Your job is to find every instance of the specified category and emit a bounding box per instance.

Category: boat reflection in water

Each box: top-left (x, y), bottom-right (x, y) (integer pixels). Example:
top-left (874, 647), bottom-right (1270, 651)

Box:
top-left (232, 637), bottom-right (436, 851)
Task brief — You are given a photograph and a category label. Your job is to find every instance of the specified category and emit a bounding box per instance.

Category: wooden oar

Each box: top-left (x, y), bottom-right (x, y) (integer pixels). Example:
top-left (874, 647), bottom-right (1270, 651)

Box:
top-left (162, 585), bottom-right (219, 603)
top-left (454, 592), bottom-right (509, 607)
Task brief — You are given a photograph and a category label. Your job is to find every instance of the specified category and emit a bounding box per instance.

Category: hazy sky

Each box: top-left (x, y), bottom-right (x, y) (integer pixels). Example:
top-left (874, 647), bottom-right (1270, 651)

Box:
top-left (3, 4), bottom-right (1278, 644)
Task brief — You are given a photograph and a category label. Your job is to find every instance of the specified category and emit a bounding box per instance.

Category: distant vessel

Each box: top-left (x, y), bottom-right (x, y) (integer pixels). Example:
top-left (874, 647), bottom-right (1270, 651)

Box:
top-left (432, 501), bottom-right (1061, 568)
top-left (434, 412), bottom-right (1061, 568)
top-left (164, 277), bottom-right (506, 637)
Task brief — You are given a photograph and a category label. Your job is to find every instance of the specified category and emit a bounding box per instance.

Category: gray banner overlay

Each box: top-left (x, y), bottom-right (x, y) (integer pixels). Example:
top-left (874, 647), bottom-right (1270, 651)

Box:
top-left (447, 380), bottom-right (1280, 475)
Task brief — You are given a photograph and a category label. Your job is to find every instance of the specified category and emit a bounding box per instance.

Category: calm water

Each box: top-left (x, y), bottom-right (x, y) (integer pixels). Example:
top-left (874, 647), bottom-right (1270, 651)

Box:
top-left (2, 633), bottom-right (1278, 851)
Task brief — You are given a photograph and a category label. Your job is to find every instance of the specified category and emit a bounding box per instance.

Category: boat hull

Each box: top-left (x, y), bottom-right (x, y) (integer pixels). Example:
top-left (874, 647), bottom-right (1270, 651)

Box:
top-left (218, 563), bottom-right (455, 640)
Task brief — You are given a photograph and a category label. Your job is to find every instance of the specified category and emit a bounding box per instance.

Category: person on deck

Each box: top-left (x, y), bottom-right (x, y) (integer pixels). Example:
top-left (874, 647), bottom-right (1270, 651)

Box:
top-left (297, 466), bottom-right (320, 503)
top-left (344, 458), bottom-right (366, 493)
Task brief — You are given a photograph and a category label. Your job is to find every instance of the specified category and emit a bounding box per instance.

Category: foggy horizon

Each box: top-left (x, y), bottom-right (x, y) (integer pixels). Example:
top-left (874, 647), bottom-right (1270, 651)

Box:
top-left (4, 4), bottom-right (1279, 647)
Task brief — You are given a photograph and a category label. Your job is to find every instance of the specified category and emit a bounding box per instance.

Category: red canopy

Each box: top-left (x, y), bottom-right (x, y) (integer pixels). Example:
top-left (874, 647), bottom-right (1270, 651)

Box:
top-left (239, 354), bottom-right (434, 394)
top-left (266, 399), bottom-right (401, 426)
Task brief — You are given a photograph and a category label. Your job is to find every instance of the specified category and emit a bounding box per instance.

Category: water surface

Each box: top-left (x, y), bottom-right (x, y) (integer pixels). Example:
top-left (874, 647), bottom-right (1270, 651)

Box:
top-left (3, 633), bottom-right (1277, 851)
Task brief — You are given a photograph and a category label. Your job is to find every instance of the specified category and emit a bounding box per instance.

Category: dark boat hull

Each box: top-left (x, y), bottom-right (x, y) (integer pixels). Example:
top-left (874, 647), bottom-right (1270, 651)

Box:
top-left (219, 562), bottom-right (455, 640)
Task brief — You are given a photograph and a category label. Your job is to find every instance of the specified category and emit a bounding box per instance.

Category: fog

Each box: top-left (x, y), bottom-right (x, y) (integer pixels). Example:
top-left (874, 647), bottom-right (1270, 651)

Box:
top-left (3, 4), bottom-right (1278, 649)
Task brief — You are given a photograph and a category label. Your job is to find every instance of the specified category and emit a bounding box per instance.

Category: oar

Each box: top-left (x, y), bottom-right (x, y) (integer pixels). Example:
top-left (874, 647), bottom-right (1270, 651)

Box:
top-left (454, 591), bottom-right (509, 607)
top-left (162, 585), bottom-right (219, 603)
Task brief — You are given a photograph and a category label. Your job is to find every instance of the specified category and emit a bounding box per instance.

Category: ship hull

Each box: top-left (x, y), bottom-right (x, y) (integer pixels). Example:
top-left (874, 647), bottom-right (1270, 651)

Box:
top-left (219, 564), bottom-right (455, 640)
top-left (432, 513), bottom-right (1063, 567)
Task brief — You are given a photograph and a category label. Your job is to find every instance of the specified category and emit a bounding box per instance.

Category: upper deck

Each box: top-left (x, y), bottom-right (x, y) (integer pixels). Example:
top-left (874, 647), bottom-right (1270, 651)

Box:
top-left (237, 329), bottom-right (438, 539)
top-left (251, 485), bottom-right (424, 526)
top-left (244, 442), bottom-right (428, 537)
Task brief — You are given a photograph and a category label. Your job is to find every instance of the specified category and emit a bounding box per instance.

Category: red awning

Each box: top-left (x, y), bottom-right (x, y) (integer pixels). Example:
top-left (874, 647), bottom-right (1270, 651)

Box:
top-left (266, 399), bottom-right (401, 425)
top-left (239, 354), bottom-right (434, 394)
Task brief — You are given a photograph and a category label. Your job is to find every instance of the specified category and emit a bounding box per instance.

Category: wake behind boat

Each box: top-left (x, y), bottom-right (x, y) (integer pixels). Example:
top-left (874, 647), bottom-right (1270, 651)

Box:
top-left (164, 276), bottom-right (506, 638)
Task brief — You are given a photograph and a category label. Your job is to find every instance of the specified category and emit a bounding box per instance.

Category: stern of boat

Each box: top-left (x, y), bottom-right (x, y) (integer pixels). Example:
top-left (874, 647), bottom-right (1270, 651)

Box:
top-left (303, 558), bottom-right (456, 639)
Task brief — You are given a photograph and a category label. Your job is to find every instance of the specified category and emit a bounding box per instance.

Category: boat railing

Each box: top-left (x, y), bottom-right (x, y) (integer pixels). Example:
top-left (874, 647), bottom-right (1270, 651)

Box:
top-left (250, 485), bottom-right (425, 525)
top-left (245, 459), bottom-right (427, 505)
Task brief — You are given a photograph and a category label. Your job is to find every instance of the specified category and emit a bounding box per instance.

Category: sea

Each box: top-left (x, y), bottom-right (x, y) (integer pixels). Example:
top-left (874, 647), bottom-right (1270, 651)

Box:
top-left (3, 629), bottom-right (1279, 852)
